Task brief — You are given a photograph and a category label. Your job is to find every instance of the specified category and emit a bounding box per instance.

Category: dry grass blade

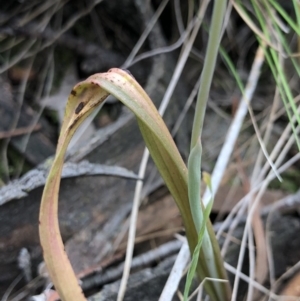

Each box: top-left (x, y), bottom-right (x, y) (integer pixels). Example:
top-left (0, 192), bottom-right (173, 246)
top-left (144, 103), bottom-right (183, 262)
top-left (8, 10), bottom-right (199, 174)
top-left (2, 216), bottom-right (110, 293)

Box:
top-left (39, 68), bottom-right (230, 301)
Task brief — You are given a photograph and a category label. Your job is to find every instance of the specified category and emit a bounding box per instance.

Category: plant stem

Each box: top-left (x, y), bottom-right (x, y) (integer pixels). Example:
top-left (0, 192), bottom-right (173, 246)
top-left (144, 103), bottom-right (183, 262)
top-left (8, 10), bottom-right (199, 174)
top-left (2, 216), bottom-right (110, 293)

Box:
top-left (190, 0), bottom-right (228, 150)
top-left (187, 1), bottom-right (231, 300)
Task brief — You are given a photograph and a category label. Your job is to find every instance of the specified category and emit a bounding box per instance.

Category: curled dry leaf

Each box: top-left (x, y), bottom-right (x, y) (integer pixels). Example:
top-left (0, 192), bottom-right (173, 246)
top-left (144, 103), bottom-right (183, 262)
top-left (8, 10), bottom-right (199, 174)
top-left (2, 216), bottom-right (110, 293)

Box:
top-left (39, 68), bottom-right (230, 301)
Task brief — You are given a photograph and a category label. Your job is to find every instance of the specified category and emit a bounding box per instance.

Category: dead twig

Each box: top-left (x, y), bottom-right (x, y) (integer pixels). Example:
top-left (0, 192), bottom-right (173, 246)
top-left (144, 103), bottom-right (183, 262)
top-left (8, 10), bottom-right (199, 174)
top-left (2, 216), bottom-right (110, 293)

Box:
top-left (159, 242), bottom-right (190, 301)
top-left (81, 240), bottom-right (182, 291)
top-left (0, 21), bottom-right (122, 59)
top-left (0, 124), bottom-right (41, 140)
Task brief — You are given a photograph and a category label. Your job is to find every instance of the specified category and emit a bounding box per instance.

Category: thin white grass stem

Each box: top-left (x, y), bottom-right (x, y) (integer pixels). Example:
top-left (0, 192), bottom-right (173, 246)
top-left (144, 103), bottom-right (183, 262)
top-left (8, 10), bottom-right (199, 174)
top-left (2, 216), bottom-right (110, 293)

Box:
top-left (224, 147), bottom-right (300, 256)
top-left (117, 4), bottom-right (209, 301)
top-left (231, 0), bottom-right (282, 53)
top-left (220, 147), bottom-right (300, 258)
top-left (258, 105), bottom-right (300, 182)
top-left (18, 0), bottom-right (58, 26)
top-left (218, 112), bottom-right (278, 244)
top-left (174, 0), bottom-right (195, 51)
top-left (15, 51), bottom-right (55, 177)
top-left (217, 51), bottom-right (295, 255)
top-left (129, 20), bottom-right (195, 67)
top-left (217, 195), bottom-right (244, 240)
top-left (174, 0), bottom-right (185, 34)
top-left (202, 45), bottom-right (265, 207)
top-left (0, 1), bottom-right (61, 73)
top-left (263, 122), bottom-right (300, 182)
top-left (217, 141), bottom-right (267, 242)
top-left (250, 58), bottom-right (281, 295)
top-left (0, 37), bottom-right (24, 53)
top-left (158, 0), bottom-right (209, 116)
top-left (116, 149), bottom-right (149, 301)
top-left (247, 105), bottom-right (282, 181)
top-left (231, 221), bottom-right (249, 301)
top-left (195, 278), bottom-right (229, 301)
top-left (232, 131), bottom-right (300, 301)
top-left (171, 77), bottom-right (201, 136)
top-left (262, 189), bottom-right (300, 216)
top-left (220, 193), bottom-right (249, 255)
top-left (251, 36), bottom-right (285, 184)
top-left (251, 87), bottom-right (281, 182)
top-left (123, 0), bottom-right (169, 67)
top-left (159, 242), bottom-right (190, 301)
top-left (225, 262), bottom-right (285, 300)
top-left (8, 0), bottom-right (105, 63)
top-left (51, 0), bottom-right (105, 39)
top-left (246, 225), bottom-right (255, 301)
top-left (1, 274), bottom-right (23, 301)
top-left (230, 198), bottom-right (268, 298)
top-left (0, 56), bottom-right (35, 182)
top-left (0, 40), bottom-right (36, 73)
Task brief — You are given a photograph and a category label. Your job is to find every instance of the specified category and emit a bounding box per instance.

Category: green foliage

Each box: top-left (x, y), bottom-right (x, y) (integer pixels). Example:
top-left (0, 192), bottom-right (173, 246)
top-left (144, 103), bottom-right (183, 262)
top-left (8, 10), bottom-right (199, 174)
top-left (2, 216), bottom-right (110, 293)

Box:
top-left (237, 0), bottom-right (300, 148)
top-left (184, 175), bottom-right (214, 301)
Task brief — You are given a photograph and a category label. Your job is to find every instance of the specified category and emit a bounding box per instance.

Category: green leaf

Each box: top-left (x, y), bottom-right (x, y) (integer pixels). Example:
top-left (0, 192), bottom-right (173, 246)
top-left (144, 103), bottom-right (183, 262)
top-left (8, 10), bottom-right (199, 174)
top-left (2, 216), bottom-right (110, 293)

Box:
top-left (184, 197), bottom-right (214, 301)
top-left (188, 138), bottom-right (203, 233)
